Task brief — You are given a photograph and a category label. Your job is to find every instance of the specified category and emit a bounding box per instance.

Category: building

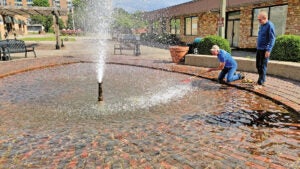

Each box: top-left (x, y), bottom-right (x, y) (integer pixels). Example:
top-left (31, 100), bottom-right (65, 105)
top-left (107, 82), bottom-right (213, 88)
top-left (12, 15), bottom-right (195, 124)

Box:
top-left (144, 0), bottom-right (300, 49)
top-left (0, 0), bottom-right (71, 39)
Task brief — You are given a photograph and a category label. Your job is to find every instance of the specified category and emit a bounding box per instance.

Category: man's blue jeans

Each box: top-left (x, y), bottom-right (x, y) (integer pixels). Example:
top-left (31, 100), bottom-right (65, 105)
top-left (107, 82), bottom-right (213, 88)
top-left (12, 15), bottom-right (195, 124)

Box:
top-left (218, 66), bottom-right (240, 83)
top-left (256, 50), bottom-right (269, 85)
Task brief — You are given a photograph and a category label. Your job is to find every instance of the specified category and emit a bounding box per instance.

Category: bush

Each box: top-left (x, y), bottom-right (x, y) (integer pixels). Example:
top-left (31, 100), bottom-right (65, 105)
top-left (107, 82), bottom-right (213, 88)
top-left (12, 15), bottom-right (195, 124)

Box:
top-left (271, 35), bottom-right (300, 62)
top-left (61, 29), bottom-right (83, 36)
top-left (196, 35), bottom-right (231, 55)
top-left (141, 33), bottom-right (184, 45)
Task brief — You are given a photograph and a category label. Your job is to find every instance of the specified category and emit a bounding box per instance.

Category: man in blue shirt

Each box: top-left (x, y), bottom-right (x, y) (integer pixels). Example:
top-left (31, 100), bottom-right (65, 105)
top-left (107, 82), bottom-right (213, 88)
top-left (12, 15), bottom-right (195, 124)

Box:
top-left (207, 45), bottom-right (244, 83)
top-left (256, 11), bottom-right (276, 86)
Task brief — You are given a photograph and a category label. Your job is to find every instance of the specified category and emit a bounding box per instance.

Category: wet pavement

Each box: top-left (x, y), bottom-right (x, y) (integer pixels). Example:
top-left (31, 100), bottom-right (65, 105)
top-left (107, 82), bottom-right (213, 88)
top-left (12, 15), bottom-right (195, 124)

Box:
top-left (0, 36), bottom-right (299, 168)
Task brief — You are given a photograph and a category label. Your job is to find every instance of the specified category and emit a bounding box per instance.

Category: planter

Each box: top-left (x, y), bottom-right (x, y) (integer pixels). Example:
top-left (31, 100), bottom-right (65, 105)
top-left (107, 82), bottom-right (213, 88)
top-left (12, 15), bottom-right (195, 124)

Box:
top-left (169, 46), bottom-right (189, 63)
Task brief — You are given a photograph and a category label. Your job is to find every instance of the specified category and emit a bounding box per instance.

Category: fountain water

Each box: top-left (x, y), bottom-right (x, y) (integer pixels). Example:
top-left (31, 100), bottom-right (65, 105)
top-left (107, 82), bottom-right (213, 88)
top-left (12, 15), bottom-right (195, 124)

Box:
top-left (81, 0), bottom-right (113, 101)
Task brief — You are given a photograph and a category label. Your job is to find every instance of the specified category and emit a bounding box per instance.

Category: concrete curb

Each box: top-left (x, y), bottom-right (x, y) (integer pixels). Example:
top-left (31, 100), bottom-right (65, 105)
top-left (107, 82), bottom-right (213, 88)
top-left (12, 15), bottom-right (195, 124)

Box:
top-left (185, 54), bottom-right (300, 82)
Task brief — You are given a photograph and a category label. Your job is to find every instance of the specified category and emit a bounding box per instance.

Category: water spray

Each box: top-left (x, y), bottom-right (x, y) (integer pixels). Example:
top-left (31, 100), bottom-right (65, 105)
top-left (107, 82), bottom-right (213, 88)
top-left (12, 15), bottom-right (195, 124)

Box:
top-left (82, 1), bottom-right (112, 103)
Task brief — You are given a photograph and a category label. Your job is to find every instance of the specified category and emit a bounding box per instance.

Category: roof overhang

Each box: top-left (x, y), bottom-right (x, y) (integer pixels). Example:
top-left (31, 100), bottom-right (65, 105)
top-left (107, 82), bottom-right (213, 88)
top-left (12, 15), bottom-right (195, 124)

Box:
top-left (144, 0), bottom-right (278, 20)
top-left (0, 6), bottom-right (68, 17)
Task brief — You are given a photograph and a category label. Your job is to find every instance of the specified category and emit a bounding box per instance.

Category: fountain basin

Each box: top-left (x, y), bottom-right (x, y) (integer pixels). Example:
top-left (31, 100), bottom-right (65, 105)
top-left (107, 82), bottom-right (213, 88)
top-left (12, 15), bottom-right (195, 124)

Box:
top-left (0, 63), bottom-right (298, 168)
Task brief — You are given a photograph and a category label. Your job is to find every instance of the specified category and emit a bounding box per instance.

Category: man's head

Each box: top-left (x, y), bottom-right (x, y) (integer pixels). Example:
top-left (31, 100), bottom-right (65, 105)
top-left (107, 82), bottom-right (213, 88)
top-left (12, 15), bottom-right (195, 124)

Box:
top-left (258, 11), bottom-right (268, 25)
top-left (210, 45), bottom-right (220, 55)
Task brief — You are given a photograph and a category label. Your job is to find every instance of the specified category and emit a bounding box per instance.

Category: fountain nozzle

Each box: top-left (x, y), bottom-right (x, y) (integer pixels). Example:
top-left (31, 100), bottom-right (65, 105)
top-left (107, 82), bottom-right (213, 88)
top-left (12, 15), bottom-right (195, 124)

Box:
top-left (98, 82), bottom-right (103, 102)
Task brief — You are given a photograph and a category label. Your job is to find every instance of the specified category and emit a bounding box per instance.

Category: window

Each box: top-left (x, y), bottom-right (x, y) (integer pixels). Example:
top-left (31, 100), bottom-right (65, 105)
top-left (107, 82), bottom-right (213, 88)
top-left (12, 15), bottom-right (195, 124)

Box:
top-left (185, 16), bottom-right (198, 36)
top-left (53, 0), bottom-right (61, 8)
top-left (14, 0), bottom-right (22, 6)
top-left (170, 18), bottom-right (180, 35)
top-left (67, 0), bottom-right (73, 9)
top-left (252, 5), bottom-right (288, 36)
top-left (1, 0), bottom-right (7, 6)
top-left (27, 0), bottom-right (33, 6)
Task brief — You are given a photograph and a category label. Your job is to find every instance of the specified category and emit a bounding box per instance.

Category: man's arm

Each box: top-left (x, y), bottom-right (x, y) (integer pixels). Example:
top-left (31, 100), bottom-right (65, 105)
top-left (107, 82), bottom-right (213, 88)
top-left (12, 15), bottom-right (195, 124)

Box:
top-left (266, 23), bottom-right (276, 58)
top-left (207, 62), bottom-right (225, 72)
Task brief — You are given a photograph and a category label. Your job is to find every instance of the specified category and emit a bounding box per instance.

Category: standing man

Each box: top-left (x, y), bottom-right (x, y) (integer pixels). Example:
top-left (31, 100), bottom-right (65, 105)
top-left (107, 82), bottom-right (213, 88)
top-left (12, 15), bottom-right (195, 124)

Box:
top-left (256, 11), bottom-right (276, 86)
top-left (207, 45), bottom-right (244, 83)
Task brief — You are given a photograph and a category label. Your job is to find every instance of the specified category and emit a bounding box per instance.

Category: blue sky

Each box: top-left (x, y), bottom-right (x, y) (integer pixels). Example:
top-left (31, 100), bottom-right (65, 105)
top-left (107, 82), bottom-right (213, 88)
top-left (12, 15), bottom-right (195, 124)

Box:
top-left (113, 0), bottom-right (191, 12)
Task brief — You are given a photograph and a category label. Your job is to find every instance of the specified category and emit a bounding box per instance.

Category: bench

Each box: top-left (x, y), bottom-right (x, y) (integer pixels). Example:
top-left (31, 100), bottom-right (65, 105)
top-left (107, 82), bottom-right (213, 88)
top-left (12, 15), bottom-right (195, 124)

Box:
top-left (114, 34), bottom-right (141, 56)
top-left (0, 39), bottom-right (37, 61)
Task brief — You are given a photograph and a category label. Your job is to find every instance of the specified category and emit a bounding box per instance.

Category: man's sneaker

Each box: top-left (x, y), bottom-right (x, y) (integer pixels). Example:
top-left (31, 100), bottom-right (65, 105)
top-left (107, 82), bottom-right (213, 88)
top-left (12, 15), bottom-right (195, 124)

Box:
top-left (257, 81), bottom-right (265, 86)
top-left (239, 73), bottom-right (245, 80)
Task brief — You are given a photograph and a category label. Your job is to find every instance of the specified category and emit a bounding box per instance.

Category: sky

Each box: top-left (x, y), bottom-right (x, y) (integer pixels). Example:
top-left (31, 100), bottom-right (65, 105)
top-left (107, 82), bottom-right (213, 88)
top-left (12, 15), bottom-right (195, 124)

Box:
top-left (113, 0), bottom-right (191, 13)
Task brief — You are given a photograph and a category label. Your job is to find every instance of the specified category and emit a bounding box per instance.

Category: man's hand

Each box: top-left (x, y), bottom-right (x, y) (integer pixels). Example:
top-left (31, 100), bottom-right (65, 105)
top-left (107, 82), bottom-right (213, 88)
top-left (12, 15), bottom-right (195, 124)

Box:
top-left (265, 51), bottom-right (270, 58)
top-left (207, 68), bottom-right (213, 72)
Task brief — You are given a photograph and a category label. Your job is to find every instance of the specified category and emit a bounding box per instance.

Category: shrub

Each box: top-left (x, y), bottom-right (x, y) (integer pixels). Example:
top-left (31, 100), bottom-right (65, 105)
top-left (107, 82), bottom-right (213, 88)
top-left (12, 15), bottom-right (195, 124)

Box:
top-left (196, 35), bottom-right (231, 55)
top-left (271, 35), bottom-right (300, 62)
top-left (61, 29), bottom-right (83, 36)
top-left (141, 33), bottom-right (184, 45)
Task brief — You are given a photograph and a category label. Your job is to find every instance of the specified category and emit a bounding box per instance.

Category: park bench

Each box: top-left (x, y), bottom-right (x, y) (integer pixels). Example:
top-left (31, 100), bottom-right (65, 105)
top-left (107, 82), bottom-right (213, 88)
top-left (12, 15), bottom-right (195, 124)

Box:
top-left (114, 34), bottom-right (141, 56)
top-left (0, 39), bottom-right (37, 61)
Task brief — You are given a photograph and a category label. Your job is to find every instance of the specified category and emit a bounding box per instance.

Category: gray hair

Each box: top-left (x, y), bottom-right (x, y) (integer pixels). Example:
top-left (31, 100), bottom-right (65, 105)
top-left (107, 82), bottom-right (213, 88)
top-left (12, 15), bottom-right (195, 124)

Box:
top-left (210, 45), bottom-right (220, 52)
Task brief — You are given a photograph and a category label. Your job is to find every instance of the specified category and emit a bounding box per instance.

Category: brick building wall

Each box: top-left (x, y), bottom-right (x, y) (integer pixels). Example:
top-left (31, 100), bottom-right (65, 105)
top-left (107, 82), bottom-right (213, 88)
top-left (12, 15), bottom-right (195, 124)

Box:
top-left (286, 0), bottom-right (300, 35)
top-left (146, 0), bottom-right (300, 49)
top-left (235, 0), bottom-right (299, 48)
top-left (0, 0), bottom-right (69, 39)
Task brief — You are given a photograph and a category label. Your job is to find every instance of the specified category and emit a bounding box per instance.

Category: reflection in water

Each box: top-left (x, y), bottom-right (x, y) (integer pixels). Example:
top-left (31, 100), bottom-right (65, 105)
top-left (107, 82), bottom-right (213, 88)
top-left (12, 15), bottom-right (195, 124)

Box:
top-left (205, 109), bottom-right (300, 129)
top-left (0, 63), bottom-right (299, 168)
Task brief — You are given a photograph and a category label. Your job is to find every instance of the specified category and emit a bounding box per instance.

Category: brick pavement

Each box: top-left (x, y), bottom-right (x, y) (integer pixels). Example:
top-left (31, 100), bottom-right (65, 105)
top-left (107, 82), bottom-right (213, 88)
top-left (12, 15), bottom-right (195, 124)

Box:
top-left (0, 37), bottom-right (299, 113)
top-left (0, 37), bottom-right (299, 168)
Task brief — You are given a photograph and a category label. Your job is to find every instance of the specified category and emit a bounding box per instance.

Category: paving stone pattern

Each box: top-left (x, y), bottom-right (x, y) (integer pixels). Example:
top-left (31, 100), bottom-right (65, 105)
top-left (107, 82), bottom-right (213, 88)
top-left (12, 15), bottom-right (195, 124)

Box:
top-left (0, 38), bottom-right (299, 168)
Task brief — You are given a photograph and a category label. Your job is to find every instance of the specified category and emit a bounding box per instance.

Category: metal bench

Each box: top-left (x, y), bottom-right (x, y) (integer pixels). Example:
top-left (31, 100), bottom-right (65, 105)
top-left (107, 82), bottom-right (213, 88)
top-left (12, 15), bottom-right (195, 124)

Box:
top-left (114, 34), bottom-right (141, 56)
top-left (0, 39), bottom-right (37, 61)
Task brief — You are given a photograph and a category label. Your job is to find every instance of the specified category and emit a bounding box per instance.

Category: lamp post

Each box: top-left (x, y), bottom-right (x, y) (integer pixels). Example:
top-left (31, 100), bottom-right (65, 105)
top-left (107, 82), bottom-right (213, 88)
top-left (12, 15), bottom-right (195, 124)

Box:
top-left (72, 6), bottom-right (75, 31)
top-left (52, 0), bottom-right (60, 49)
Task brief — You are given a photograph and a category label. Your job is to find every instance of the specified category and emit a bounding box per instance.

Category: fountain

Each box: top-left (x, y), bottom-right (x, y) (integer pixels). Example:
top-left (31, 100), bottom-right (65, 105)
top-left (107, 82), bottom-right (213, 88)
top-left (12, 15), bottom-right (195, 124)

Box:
top-left (79, 1), bottom-right (113, 103)
top-left (0, 1), bottom-right (299, 168)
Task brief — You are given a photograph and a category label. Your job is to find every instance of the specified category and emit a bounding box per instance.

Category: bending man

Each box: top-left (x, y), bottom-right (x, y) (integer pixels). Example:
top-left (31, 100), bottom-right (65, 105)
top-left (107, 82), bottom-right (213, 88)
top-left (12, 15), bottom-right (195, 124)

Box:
top-left (207, 45), bottom-right (244, 83)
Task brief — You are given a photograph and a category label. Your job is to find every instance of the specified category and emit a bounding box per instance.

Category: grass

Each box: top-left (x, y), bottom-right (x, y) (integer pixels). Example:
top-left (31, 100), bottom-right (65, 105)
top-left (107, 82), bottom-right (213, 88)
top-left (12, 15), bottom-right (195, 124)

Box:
top-left (19, 35), bottom-right (76, 42)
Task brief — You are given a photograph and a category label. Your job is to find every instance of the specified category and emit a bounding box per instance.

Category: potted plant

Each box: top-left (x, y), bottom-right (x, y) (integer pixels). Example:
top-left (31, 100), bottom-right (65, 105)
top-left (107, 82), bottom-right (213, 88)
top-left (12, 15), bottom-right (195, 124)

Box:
top-left (169, 45), bottom-right (189, 63)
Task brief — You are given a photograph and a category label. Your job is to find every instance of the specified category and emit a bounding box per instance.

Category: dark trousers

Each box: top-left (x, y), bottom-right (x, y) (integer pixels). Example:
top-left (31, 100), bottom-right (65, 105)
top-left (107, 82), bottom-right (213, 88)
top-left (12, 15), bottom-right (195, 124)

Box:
top-left (218, 66), bottom-right (240, 83)
top-left (256, 50), bottom-right (269, 85)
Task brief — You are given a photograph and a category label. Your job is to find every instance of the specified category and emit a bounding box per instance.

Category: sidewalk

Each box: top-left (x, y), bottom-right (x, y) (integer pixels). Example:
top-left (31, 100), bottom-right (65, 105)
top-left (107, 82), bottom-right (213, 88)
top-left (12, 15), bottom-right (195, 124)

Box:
top-left (0, 37), bottom-right (299, 113)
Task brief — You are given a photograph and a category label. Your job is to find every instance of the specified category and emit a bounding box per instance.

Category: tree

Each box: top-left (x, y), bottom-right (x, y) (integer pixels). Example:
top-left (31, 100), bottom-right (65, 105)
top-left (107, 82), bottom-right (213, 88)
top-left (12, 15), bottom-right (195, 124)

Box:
top-left (71, 0), bottom-right (147, 34)
top-left (31, 0), bottom-right (66, 32)
top-left (66, 13), bottom-right (74, 30)
top-left (71, 0), bottom-right (86, 31)
top-left (112, 8), bottom-right (148, 34)
top-left (32, 0), bottom-right (49, 7)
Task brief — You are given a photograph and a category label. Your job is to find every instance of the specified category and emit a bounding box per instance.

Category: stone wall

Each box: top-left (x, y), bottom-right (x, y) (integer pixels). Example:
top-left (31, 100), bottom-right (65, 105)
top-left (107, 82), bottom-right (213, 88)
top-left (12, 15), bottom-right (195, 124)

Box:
top-left (286, 0), bottom-right (300, 35)
top-left (234, 0), bottom-right (299, 48)
top-left (173, 13), bottom-right (219, 43)
top-left (185, 54), bottom-right (300, 81)
top-left (162, 0), bottom-right (299, 48)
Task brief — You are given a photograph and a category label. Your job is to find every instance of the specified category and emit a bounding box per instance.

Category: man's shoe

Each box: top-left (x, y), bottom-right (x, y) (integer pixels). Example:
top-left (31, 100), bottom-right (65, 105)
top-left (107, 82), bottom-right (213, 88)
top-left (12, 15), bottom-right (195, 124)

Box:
top-left (257, 81), bottom-right (264, 86)
top-left (239, 73), bottom-right (245, 80)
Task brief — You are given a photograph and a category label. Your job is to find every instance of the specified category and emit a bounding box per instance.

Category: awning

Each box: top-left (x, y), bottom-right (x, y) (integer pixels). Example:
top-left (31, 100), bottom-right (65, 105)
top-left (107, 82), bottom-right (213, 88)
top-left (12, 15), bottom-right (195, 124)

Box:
top-left (0, 6), bottom-right (68, 16)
